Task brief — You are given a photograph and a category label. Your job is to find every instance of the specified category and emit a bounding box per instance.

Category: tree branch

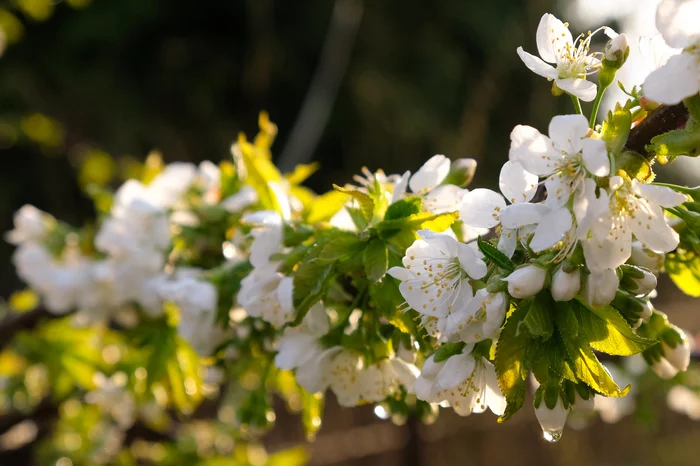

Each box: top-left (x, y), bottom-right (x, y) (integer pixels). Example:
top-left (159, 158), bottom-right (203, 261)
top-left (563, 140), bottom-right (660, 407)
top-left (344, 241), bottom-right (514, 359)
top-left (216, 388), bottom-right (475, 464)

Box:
top-left (625, 103), bottom-right (689, 158)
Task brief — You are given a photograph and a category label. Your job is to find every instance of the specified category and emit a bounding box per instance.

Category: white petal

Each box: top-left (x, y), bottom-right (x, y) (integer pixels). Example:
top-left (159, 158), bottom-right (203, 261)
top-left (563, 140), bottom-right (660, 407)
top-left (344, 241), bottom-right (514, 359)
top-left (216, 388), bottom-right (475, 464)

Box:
top-left (410, 155), bottom-right (451, 193)
top-left (457, 243), bottom-right (488, 279)
top-left (497, 228), bottom-right (517, 258)
top-left (274, 335), bottom-right (317, 370)
top-left (581, 138), bottom-right (610, 177)
top-left (484, 361), bottom-right (507, 416)
top-left (643, 53), bottom-right (700, 105)
top-left (628, 197), bottom-right (680, 253)
top-left (536, 13), bottom-right (573, 64)
top-left (423, 184), bottom-right (466, 214)
top-left (460, 189), bottom-right (506, 228)
top-left (656, 0), bottom-right (700, 49)
top-left (545, 173), bottom-right (576, 206)
top-left (631, 180), bottom-right (687, 207)
top-left (509, 125), bottom-right (560, 176)
top-left (436, 353), bottom-right (474, 390)
top-left (392, 171), bottom-right (410, 204)
top-left (530, 207), bottom-right (572, 252)
top-left (387, 266), bottom-right (413, 281)
top-left (517, 47), bottom-right (558, 78)
top-left (582, 226), bottom-right (631, 272)
top-left (639, 34), bottom-right (682, 72)
top-left (499, 161), bottom-right (539, 204)
top-left (548, 114), bottom-right (590, 154)
top-left (500, 203), bottom-right (549, 229)
top-left (555, 77), bottom-right (597, 102)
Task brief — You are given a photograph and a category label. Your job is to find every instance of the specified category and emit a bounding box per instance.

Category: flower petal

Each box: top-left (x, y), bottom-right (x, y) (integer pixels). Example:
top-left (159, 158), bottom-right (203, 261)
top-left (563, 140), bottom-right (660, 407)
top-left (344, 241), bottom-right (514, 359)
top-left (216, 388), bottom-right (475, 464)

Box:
top-left (631, 180), bottom-right (687, 207)
top-left (460, 189), bottom-right (506, 228)
top-left (530, 207), bottom-right (572, 252)
top-left (582, 224), bottom-right (631, 272)
top-left (581, 138), bottom-right (610, 176)
top-left (643, 53), bottom-right (700, 105)
top-left (436, 352), bottom-right (474, 390)
top-left (500, 203), bottom-right (549, 229)
top-left (484, 361), bottom-right (507, 416)
top-left (423, 184), bottom-right (466, 213)
top-left (410, 154), bottom-right (451, 193)
top-left (498, 228), bottom-right (517, 258)
top-left (536, 13), bottom-right (572, 64)
top-left (457, 243), bottom-right (488, 279)
top-left (509, 125), bottom-right (560, 176)
top-left (548, 114), bottom-right (590, 154)
top-left (499, 161), bottom-right (539, 204)
top-left (517, 47), bottom-right (558, 78)
top-left (629, 196), bottom-right (680, 253)
top-left (555, 77), bottom-right (597, 102)
top-left (656, 0), bottom-right (700, 49)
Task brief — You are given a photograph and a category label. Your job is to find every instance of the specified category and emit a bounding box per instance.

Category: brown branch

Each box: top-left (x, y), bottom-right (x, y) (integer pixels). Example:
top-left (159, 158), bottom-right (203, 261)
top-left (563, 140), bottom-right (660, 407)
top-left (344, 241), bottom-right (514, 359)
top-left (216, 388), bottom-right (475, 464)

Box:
top-left (625, 103), bottom-right (689, 158)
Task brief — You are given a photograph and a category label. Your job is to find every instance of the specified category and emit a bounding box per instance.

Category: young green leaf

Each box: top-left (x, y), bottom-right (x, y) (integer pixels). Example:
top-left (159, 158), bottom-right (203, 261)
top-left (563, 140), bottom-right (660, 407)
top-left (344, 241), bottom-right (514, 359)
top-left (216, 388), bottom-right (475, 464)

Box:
top-left (495, 302), bottom-right (533, 422)
top-left (574, 299), bottom-right (655, 356)
top-left (477, 236), bottom-right (516, 273)
top-left (363, 238), bottom-right (389, 282)
top-left (333, 185), bottom-right (375, 223)
top-left (433, 341), bottom-right (466, 362)
top-left (384, 196), bottom-right (423, 221)
top-left (521, 294), bottom-right (554, 339)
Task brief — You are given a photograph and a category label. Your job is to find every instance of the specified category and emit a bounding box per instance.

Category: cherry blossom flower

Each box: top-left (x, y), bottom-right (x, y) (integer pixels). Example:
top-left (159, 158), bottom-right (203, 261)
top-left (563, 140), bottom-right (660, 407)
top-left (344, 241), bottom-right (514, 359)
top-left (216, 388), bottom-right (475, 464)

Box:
top-left (517, 13), bottom-right (613, 101)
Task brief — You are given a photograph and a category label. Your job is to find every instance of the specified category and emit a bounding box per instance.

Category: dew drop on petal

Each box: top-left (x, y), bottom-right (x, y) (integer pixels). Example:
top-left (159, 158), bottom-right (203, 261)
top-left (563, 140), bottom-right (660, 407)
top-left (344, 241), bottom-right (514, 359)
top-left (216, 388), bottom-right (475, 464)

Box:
top-left (542, 428), bottom-right (563, 443)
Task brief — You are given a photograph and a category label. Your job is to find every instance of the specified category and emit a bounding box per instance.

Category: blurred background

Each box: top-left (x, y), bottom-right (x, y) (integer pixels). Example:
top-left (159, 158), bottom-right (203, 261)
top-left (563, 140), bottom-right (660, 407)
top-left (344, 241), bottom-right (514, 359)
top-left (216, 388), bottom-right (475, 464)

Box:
top-left (1, 0), bottom-right (700, 464)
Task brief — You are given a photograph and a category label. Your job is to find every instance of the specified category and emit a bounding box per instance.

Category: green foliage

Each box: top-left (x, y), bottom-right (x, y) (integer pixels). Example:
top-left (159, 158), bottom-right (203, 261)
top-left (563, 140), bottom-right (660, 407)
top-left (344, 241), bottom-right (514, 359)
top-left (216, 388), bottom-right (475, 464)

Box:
top-left (601, 103), bottom-right (631, 155)
top-left (433, 341), bottom-right (466, 363)
top-left (333, 185), bottom-right (375, 224)
top-left (478, 236), bottom-right (516, 273)
top-left (521, 294), bottom-right (553, 340)
top-left (666, 251), bottom-right (700, 297)
top-left (495, 302), bottom-right (532, 422)
top-left (363, 238), bottom-right (389, 282)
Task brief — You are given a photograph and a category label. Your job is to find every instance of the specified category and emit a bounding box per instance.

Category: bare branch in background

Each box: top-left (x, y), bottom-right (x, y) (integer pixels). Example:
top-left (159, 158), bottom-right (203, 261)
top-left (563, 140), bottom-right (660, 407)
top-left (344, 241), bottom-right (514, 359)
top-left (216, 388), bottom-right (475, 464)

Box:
top-left (277, 0), bottom-right (364, 171)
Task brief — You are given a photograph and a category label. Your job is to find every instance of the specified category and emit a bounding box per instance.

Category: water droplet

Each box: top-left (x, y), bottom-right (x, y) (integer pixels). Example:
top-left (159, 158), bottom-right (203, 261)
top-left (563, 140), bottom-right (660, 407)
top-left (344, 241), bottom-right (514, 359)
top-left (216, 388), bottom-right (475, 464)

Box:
top-left (543, 429), bottom-right (563, 443)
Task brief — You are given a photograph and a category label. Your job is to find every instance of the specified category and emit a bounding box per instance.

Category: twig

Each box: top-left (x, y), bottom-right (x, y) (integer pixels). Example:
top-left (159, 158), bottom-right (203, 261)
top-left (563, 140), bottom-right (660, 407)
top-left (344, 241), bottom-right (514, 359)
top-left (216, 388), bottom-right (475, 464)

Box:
top-left (277, 0), bottom-right (364, 171)
top-left (625, 103), bottom-right (689, 158)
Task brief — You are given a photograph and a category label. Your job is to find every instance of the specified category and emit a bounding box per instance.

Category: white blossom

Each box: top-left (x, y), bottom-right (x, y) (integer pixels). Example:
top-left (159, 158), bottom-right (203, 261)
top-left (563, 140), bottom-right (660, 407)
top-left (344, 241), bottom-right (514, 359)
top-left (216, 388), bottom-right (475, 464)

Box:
top-left (387, 229), bottom-right (487, 330)
top-left (416, 350), bottom-right (506, 416)
top-left (535, 397), bottom-right (569, 439)
top-left (643, 0), bottom-right (700, 104)
top-left (5, 205), bottom-right (51, 245)
top-left (517, 14), bottom-right (613, 101)
top-left (445, 289), bottom-right (508, 343)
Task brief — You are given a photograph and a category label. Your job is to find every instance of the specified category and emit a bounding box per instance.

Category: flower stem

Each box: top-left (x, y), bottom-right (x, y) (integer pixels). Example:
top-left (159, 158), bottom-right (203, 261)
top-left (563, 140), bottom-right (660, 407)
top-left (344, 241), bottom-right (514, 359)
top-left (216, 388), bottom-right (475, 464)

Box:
top-left (570, 94), bottom-right (583, 115)
top-left (589, 85), bottom-right (608, 128)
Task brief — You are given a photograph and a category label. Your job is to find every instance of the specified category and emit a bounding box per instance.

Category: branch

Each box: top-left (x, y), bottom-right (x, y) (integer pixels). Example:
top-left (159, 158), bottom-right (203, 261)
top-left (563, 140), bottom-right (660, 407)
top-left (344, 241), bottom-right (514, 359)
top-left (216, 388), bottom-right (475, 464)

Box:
top-left (625, 103), bottom-right (689, 158)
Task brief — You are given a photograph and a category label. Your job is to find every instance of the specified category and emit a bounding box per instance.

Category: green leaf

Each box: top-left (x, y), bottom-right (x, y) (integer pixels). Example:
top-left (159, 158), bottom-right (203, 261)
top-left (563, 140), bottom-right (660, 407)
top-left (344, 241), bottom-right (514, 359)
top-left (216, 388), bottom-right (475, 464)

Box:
top-left (600, 103), bottom-right (632, 154)
top-left (557, 325), bottom-right (629, 397)
top-left (553, 301), bottom-right (579, 339)
top-left (384, 196), bottom-right (422, 220)
top-left (376, 211), bottom-right (458, 233)
top-left (665, 252), bottom-right (700, 297)
top-left (545, 332), bottom-right (577, 382)
top-left (333, 185), bottom-right (374, 223)
top-left (236, 137), bottom-right (286, 213)
top-left (433, 341), bottom-right (466, 362)
top-left (617, 151), bottom-right (654, 182)
top-left (306, 190), bottom-right (349, 224)
top-left (292, 258), bottom-right (335, 324)
top-left (319, 231), bottom-right (365, 262)
top-left (363, 239), bottom-right (389, 282)
top-left (145, 327), bottom-right (178, 388)
top-left (574, 299), bottom-right (655, 356)
top-left (647, 127), bottom-right (700, 159)
top-left (522, 294), bottom-right (554, 339)
top-left (477, 236), bottom-right (515, 273)
top-left (286, 162), bottom-right (319, 185)
top-left (495, 302), bottom-right (533, 422)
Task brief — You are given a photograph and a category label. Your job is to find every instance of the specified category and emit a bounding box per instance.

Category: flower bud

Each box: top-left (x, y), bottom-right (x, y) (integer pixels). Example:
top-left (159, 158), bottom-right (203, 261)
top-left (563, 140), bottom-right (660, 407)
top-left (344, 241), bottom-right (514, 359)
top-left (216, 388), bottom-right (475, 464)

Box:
top-left (661, 327), bottom-right (691, 373)
top-left (442, 158), bottom-right (477, 187)
top-left (651, 358), bottom-right (680, 380)
top-left (620, 264), bottom-right (657, 296)
top-left (583, 269), bottom-right (619, 309)
top-left (550, 266), bottom-right (581, 302)
top-left (604, 33), bottom-right (629, 64)
top-left (503, 265), bottom-right (546, 299)
top-left (629, 241), bottom-right (664, 275)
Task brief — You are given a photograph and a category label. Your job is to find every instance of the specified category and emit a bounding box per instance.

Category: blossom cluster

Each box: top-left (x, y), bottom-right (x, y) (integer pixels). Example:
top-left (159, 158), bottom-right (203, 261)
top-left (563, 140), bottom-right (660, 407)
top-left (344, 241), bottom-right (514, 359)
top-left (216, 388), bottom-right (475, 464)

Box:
top-left (3, 0), bottom-right (700, 457)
